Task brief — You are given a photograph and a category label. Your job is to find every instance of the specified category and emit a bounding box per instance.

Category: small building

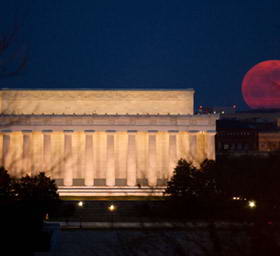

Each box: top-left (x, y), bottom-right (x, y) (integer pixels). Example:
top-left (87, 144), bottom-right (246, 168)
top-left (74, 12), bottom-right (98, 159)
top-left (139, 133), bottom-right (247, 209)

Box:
top-left (258, 132), bottom-right (280, 152)
top-left (216, 120), bottom-right (258, 155)
top-left (216, 112), bottom-right (280, 157)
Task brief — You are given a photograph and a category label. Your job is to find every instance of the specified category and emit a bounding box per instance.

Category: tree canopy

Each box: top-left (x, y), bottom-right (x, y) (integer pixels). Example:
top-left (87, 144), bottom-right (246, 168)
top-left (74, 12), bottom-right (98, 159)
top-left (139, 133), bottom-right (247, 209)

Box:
top-left (166, 155), bottom-right (280, 207)
top-left (0, 170), bottom-right (59, 213)
top-left (0, 166), bottom-right (14, 200)
top-left (14, 172), bottom-right (59, 202)
top-left (165, 159), bottom-right (219, 201)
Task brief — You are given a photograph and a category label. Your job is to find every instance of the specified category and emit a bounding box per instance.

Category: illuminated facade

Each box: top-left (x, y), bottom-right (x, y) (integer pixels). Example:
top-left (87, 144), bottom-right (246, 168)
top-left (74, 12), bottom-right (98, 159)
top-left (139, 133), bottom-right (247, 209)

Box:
top-left (0, 89), bottom-right (218, 196)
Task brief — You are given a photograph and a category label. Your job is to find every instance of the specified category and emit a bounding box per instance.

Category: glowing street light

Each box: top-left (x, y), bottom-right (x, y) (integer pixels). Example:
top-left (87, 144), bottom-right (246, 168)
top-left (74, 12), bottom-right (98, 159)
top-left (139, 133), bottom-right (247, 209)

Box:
top-left (108, 204), bottom-right (116, 212)
top-left (248, 200), bottom-right (256, 208)
top-left (108, 204), bottom-right (117, 227)
top-left (77, 201), bottom-right (84, 228)
top-left (232, 196), bottom-right (241, 200)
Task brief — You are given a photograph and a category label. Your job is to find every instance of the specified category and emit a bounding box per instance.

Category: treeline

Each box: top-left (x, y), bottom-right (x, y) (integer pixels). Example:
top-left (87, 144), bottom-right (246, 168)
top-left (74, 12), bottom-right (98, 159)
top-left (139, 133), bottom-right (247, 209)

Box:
top-left (0, 168), bottom-right (59, 254)
top-left (215, 155), bottom-right (280, 203)
top-left (164, 155), bottom-right (280, 220)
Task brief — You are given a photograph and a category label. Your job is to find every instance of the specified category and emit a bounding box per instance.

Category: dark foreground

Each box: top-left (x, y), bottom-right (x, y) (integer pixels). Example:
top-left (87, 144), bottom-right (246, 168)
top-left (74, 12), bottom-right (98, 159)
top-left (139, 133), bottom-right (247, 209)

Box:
top-left (36, 223), bottom-right (280, 256)
top-left (39, 200), bottom-right (280, 255)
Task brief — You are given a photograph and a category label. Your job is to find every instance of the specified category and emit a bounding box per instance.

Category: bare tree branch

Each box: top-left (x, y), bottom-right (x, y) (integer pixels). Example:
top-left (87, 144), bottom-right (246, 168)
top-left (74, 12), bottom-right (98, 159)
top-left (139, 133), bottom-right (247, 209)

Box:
top-left (0, 19), bottom-right (27, 78)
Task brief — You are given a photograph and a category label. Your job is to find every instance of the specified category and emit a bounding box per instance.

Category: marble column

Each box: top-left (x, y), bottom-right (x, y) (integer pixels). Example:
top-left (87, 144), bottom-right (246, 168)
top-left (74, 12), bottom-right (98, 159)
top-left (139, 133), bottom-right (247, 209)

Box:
top-left (55, 132), bottom-right (65, 180)
top-left (0, 133), bottom-right (3, 167)
top-left (196, 132), bottom-right (206, 164)
top-left (85, 131), bottom-right (94, 186)
top-left (32, 132), bottom-right (44, 176)
top-left (189, 131), bottom-right (198, 164)
top-left (3, 132), bottom-right (11, 171)
top-left (168, 131), bottom-right (178, 178)
top-left (106, 131), bottom-right (115, 186)
top-left (127, 131), bottom-right (137, 186)
top-left (94, 131), bottom-right (106, 181)
top-left (12, 132), bottom-right (23, 177)
top-left (148, 131), bottom-right (157, 186)
top-left (206, 131), bottom-right (216, 160)
top-left (22, 131), bottom-right (32, 175)
top-left (43, 131), bottom-right (52, 176)
top-left (72, 132), bottom-right (85, 182)
top-left (64, 131), bottom-right (73, 186)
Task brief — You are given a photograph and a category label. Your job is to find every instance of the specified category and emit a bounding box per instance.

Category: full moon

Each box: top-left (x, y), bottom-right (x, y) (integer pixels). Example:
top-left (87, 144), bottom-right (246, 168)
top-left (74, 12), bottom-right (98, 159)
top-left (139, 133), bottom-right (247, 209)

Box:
top-left (242, 60), bottom-right (280, 109)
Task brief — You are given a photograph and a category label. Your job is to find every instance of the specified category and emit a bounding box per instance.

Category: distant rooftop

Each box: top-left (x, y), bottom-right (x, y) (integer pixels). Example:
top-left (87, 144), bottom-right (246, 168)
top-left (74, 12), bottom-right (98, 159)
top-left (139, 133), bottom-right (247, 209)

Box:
top-left (237, 109), bottom-right (280, 113)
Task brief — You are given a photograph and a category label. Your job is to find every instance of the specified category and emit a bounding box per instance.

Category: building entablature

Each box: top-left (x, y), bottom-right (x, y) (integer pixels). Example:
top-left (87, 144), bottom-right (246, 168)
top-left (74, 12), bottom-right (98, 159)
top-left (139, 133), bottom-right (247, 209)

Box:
top-left (0, 114), bottom-right (218, 133)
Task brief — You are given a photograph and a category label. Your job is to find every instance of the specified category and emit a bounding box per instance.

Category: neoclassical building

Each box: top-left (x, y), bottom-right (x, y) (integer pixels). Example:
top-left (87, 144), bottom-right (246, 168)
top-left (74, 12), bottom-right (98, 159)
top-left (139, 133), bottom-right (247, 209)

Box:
top-left (0, 89), bottom-right (218, 196)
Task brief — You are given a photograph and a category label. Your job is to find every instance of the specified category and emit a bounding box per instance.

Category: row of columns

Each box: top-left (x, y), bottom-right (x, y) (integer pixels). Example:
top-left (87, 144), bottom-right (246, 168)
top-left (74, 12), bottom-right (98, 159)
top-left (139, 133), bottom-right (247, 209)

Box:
top-left (0, 130), bottom-right (216, 187)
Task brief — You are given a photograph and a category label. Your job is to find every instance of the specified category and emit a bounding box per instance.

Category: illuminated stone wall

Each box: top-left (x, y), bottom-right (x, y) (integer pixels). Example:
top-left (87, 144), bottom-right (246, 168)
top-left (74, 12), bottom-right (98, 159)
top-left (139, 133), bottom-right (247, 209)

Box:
top-left (0, 89), bottom-right (194, 115)
top-left (0, 114), bottom-right (217, 191)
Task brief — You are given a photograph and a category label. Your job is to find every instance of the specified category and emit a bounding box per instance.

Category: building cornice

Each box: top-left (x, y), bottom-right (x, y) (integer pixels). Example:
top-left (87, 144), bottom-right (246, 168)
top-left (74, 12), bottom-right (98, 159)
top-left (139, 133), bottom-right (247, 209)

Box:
top-left (0, 114), bottom-right (218, 132)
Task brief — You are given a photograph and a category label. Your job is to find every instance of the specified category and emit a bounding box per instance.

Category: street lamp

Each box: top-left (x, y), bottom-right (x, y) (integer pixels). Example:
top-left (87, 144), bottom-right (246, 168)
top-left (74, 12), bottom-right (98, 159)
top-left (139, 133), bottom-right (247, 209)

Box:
top-left (108, 204), bottom-right (116, 212)
top-left (248, 200), bottom-right (256, 209)
top-left (77, 201), bottom-right (84, 228)
top-left (108, 204), bottom-right (117, 227)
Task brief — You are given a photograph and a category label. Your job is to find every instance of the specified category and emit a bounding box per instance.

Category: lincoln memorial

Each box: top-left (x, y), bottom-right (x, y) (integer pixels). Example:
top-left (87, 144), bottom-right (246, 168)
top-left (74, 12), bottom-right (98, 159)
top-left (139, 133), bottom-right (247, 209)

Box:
top-left (0, 89), bottom-right (218, 196)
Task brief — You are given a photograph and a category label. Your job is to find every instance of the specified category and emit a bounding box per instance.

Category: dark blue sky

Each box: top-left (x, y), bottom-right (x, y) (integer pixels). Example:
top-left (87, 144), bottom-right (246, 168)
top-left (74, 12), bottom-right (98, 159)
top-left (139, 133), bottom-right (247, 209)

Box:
top-left (1, 0), bottom-right (279, 110)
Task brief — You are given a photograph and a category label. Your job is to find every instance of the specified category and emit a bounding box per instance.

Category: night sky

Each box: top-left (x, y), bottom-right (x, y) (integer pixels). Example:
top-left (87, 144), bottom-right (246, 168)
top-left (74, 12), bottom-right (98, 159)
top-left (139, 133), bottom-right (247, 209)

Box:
top-left (1, 0), bottom-right (280, 110)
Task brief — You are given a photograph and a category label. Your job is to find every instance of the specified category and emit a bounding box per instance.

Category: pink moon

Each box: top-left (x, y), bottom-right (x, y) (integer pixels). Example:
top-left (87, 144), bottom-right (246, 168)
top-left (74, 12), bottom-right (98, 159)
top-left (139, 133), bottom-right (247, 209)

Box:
top-left (242, 60), bottom-right (280, 109)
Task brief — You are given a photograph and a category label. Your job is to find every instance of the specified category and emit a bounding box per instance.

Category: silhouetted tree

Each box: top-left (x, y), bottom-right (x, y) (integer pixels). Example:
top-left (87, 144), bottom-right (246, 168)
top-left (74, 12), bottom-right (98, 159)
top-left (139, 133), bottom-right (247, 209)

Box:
top-left (165, 159), bottom-right (198, 200)
top-left (0, 166), bottom-right (14, 200)
top-left (0, 171), bottom-right (59, 254)
top-left (198, 159), bottom-right (220, 200)
top-left (165, 159), bottom-right (219, 202)
top-left (13, 172), bottom-right (59, 214)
